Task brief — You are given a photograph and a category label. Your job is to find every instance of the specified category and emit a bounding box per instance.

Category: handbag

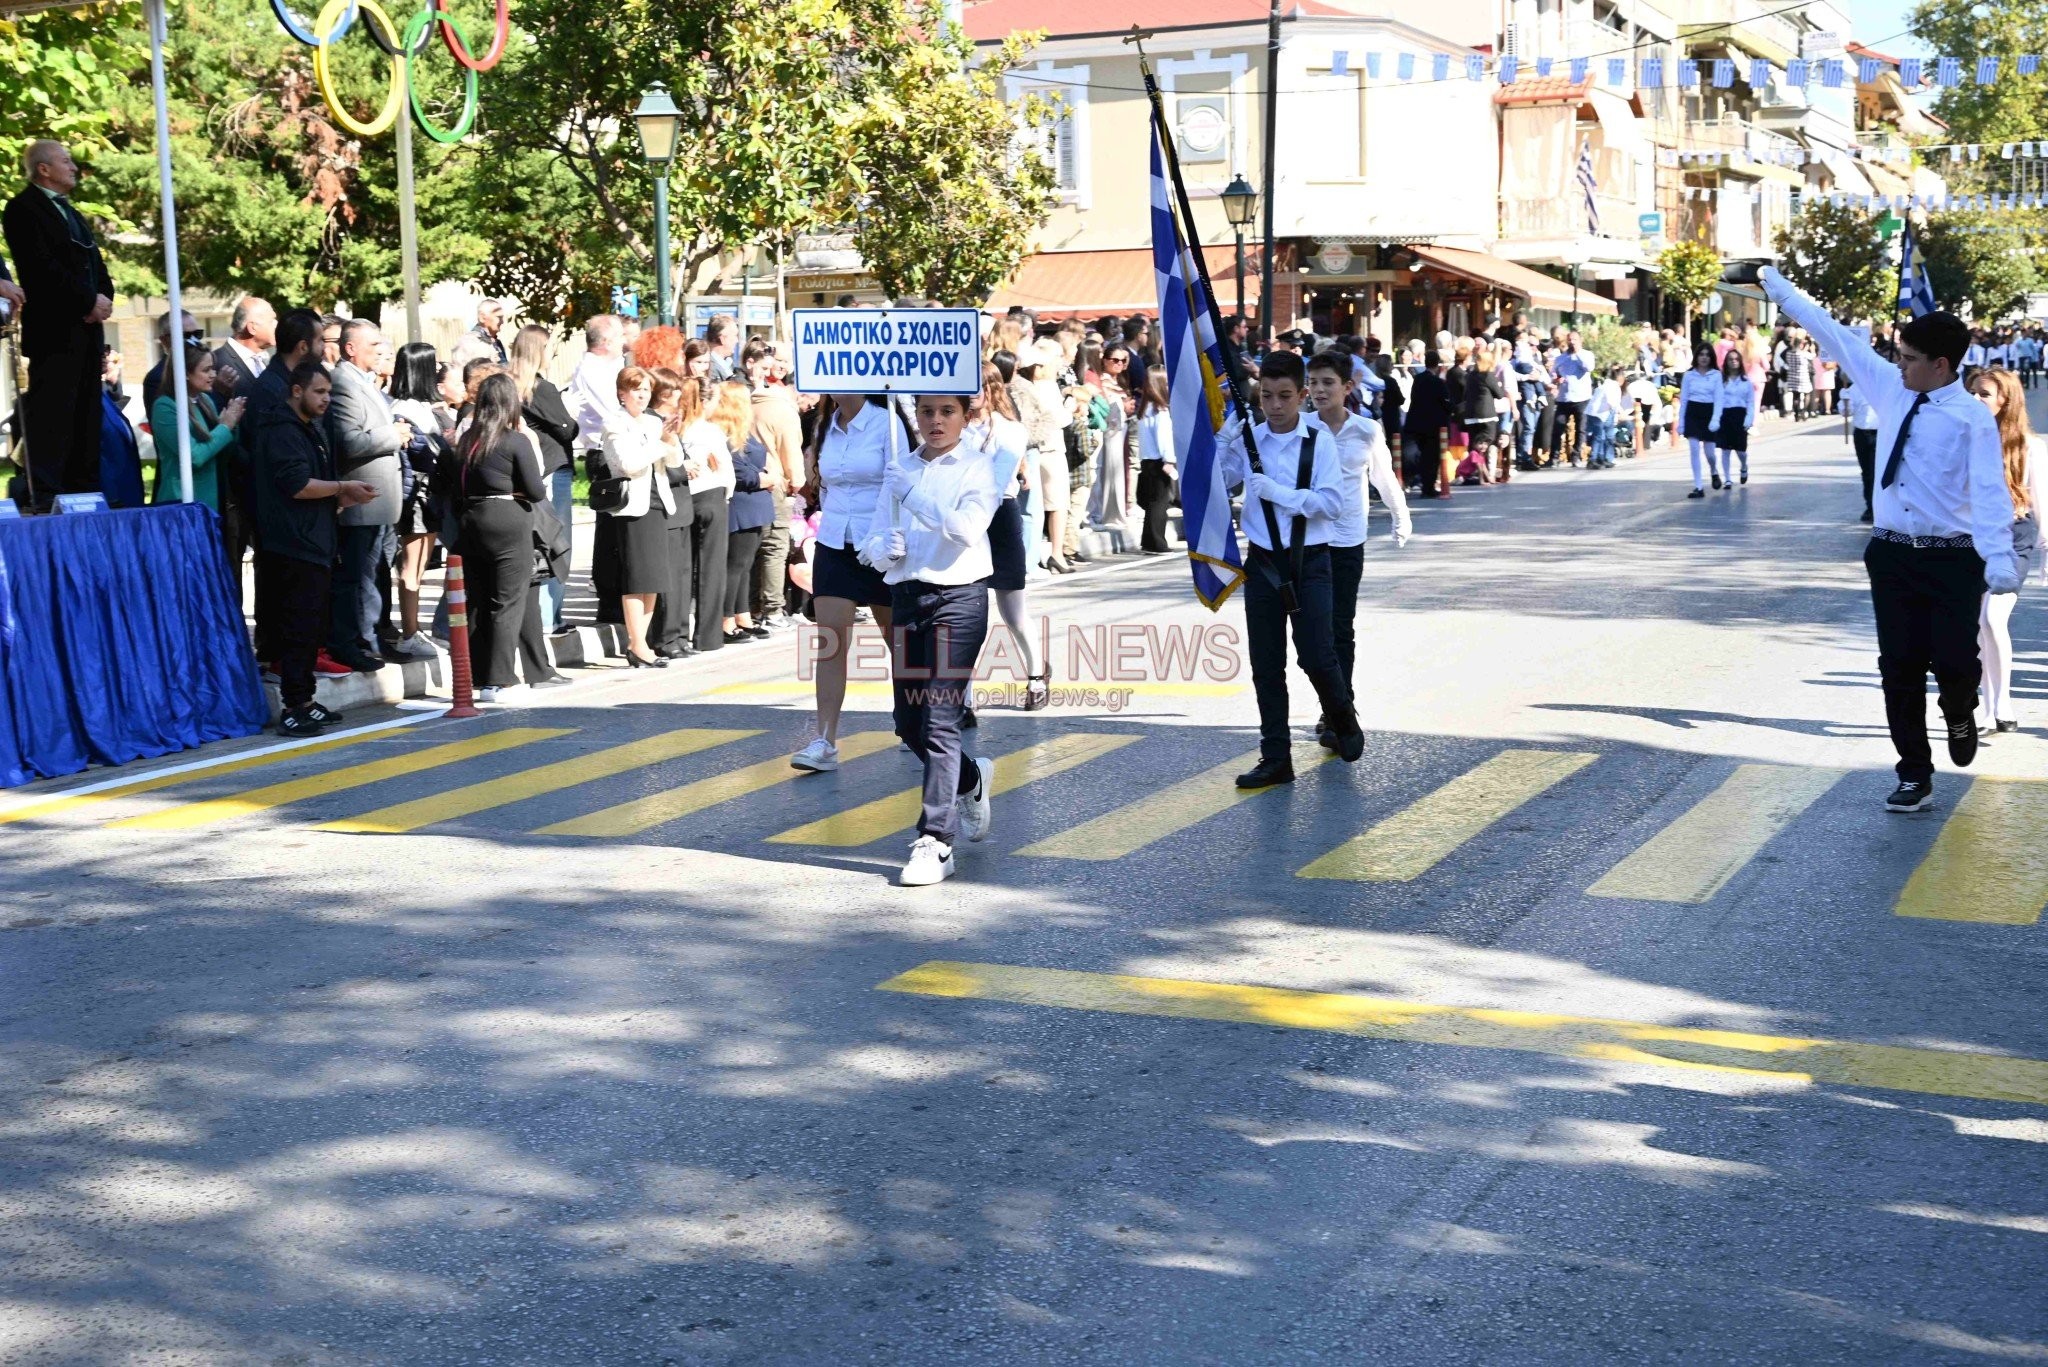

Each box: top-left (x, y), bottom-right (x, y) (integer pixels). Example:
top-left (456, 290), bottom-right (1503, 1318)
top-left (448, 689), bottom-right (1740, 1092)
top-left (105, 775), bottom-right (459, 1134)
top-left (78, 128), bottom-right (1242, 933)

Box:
top-left (584, 448), bottom-right (630, 514)
top-left (531, 496), bottom-right (571, 585)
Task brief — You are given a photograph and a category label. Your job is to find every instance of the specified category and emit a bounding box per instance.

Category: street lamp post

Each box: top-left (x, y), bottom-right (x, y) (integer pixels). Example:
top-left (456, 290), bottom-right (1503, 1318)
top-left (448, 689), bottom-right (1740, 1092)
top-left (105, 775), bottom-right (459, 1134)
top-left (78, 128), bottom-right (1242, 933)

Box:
top-left (634, 83), bottom-right (682, 326)
top-left (1220, 174), bottom-right (1259, 330)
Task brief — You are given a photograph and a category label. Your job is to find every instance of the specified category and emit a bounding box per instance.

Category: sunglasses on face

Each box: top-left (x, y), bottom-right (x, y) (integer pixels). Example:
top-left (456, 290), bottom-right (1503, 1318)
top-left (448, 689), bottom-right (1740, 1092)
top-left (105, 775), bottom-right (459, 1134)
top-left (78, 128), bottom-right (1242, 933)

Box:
top-left (182, 330), bottom-right (204, 346)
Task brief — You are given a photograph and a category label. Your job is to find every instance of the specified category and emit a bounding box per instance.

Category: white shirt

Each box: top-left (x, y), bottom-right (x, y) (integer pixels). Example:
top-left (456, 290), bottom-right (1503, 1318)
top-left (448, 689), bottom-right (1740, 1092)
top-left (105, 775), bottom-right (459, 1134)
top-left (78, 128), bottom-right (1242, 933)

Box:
top-left (1585, 378), bottom-right (1625, 423)
top-left (965, 413), bottom-right (1028, 497)
top-left (1315, 409), bottom-right (1410, 549)
top-left (816, 401), bottom-right (896, 549)
top-left (1763, 267), bottom-right (2015, 578)
top-left (566, 351), bottom-right (624, 451)
top-left (1216, 416), bottom-right (1344, 552)
top-left (1137, 409), bottom-right (1175, 465)
top-left (228, 338), bottom-right (269, 378)
top-left (861, 443), bottom-right (1000, 586)
top-left (1677, 369), bottom-right (1719, 409)
top-left (680, 418), bottom-right (733, 497)
top-left (1711, 375), bottom-right (1755, 431)
top-left (1964, 343), bottom-right (1988, 368)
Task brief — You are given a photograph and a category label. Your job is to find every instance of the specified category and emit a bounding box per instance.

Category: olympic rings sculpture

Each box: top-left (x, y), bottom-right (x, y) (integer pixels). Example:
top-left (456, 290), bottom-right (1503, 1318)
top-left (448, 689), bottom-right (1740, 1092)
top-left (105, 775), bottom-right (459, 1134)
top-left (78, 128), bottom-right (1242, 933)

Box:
top-left (273, 0), bottom-right (504, 142)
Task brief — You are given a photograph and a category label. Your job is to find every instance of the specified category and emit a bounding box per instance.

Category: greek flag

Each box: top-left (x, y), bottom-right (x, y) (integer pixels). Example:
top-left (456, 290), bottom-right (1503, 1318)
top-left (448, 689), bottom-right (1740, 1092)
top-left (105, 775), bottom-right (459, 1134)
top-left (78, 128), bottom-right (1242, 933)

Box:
top-left (1576, 138), bottom-right (1600, 235)
top-left (1897, 219), bottom-right (1937, 317)
top-left (1149, 127), bottom-right (1244, 610)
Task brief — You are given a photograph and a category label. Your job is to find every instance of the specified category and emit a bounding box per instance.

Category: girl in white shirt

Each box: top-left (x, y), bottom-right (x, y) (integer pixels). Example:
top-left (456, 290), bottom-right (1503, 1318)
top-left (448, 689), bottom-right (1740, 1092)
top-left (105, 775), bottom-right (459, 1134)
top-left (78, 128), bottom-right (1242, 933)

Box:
top-left (668, 381), bottom-right (731, 656)
top-left (966, 363), bottom-right (1050, 712)
top-left (597, 366), bottom-right (686, 666)
top-left (1133, 371), bottom-right (1177, 553)
top-left (1710, 350), bottom-right (1756, 488)
top-left (1678, 343), bottom-right (1721, 497)
top-left (1969, 369), bottom-right (2048, 734)
top-left (791, 394), bottom-right (905, 772)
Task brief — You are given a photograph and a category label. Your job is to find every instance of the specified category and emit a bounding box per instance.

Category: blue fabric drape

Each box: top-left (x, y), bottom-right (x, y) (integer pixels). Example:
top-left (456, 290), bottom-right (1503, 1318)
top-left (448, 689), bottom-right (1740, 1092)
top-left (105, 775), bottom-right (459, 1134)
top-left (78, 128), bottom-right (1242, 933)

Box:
top-left (0, 504), bottom-right (265, 787)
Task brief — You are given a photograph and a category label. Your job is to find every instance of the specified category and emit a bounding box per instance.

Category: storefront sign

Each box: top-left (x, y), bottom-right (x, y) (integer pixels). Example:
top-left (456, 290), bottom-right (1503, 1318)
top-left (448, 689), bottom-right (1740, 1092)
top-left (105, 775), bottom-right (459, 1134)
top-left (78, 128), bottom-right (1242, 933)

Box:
top-left (791, 308), bottom-right (982, 394)
top-left (1316, 242), bottom-right (1355, 275)
top-left (1638, 212), bottom-right (1663, 236)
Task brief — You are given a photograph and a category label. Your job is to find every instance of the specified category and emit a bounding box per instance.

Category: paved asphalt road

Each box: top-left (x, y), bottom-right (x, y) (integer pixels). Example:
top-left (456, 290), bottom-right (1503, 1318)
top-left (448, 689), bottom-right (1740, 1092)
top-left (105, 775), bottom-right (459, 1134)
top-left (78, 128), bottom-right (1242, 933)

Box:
top-left (5, 408), bottom-right (2048, 1365)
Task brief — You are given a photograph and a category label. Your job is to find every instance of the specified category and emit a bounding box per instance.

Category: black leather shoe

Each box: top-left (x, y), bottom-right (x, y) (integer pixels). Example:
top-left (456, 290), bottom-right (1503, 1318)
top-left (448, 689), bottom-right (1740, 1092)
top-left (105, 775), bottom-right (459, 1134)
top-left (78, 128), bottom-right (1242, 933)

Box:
top-left (1947, 714), bottom-right (1978, 768)
top-left (1235, 757), bottom-right (1296, 789)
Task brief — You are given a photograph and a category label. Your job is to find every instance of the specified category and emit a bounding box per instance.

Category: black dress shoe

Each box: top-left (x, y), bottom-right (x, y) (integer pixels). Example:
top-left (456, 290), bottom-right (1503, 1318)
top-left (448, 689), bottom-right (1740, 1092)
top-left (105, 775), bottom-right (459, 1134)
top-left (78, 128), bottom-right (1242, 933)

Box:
top-left (627, 651), bottom-right (669, 669)
top-left (1947, 714), bottom-right (1978, 768)
top-left (1235, 756), bottom-right (1296, 789)
top-left (724, 629), bottom-right (753, 645)
top-left (1996, 719), bottom-right (2020, 734)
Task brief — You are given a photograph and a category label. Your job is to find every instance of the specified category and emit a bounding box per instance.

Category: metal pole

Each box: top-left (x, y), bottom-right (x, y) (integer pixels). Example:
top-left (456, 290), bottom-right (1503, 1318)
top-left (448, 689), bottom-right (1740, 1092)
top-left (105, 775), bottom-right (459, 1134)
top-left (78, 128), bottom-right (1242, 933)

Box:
top-left (1259, 0), bottom-right (1280, 345)
top-left (742, 254), bottom-right (754, 340)
top-left (1234, 226), bottom-right (1246, 323)
top-left (395, 64), bottom-right (422, 344)
top-left (653, 173), bottom-right (673, 325)
top-left (774, 240), bottom-right (787, 342)
top-left (145, 0), bottom-right (192, 505)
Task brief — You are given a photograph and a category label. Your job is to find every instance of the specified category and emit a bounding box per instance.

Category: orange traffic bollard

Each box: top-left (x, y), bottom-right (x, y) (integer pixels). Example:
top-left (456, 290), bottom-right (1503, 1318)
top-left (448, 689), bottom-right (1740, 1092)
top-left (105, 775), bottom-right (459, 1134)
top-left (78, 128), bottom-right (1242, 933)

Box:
top-left (444, 553), bottom-right (481, 719)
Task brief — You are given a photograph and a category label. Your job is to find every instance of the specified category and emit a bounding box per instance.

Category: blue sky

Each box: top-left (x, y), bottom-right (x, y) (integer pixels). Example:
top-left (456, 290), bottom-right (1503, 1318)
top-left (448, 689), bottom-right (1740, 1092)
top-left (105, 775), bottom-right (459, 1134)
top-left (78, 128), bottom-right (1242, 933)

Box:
top-left (1852, 0), bottom-right (1933, 58)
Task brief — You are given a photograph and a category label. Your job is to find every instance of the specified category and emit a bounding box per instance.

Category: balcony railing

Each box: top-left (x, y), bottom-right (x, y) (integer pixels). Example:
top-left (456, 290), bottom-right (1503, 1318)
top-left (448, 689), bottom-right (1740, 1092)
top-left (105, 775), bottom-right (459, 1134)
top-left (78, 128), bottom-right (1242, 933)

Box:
top-left (1684, 116), bottom-right (1802, 165)
top-left (1501, 194), bottom-right (1643, 241)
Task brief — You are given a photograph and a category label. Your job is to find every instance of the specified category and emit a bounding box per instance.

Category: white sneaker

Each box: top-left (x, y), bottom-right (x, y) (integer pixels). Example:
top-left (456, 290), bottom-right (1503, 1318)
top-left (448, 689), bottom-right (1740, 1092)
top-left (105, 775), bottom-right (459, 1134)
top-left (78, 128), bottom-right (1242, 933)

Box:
top-left (397, 632), bottom-right (440, 661)
top-left (899, 834), bottom-right (955, 886)
top-left (475, 686), bottom-right (501, 704)
top-left (791, 737), bottom-right (840, 772)
top-left (957, 755), bottom-right (994, 842)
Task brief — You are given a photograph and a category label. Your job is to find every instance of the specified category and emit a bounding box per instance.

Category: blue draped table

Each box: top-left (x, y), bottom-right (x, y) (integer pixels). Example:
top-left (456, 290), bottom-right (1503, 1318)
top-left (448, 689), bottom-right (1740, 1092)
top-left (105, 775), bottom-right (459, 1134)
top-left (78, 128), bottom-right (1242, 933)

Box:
top-left (0, 505), bottom-right (267, 788)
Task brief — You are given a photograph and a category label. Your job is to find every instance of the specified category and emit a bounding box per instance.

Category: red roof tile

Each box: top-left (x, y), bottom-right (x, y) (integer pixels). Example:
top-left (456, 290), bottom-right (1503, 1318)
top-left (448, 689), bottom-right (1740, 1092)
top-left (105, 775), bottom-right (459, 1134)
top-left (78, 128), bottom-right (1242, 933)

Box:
top-left (1493, 75), bottom-right (1593, 106)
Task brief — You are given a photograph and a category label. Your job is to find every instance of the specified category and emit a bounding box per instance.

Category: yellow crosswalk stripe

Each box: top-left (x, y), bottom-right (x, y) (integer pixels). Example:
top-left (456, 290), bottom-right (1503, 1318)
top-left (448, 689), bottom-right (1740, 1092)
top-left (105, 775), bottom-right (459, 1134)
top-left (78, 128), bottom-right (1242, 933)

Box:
top-left (1297, 748), bottom-right (1598, 881)
top-left (111, 728), bottom-right (573, 831)
top-left (533, 731), bottom-right (900, 838)
top-left (0, 726), bottom-right (414, 826)
top-left (1015, 744), bottom-right (1334, 861)
top-left (765, 732), bottom-right (1138, 848)
top-left (877, 960), bottom-right (2048, 1106)
top-left (317, 728), bottom-right (759, 834)
top-left (1588, 763), bottom-right (1847, 904)
top-left (1896, 777), bottom-right (2048, 925)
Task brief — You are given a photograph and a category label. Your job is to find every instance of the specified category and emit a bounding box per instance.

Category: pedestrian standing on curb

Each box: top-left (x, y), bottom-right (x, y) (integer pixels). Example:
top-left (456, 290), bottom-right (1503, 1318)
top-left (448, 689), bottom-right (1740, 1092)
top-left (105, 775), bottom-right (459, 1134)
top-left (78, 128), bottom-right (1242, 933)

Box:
top-left (1968, 369), bottom-right (2048, 739)
top-left (1711, 350), bottom-right (1755, 488)
top-left (253, 363), bottom-right (375, 736)
top-left (967, 362), bottom-right (1050, 713)
top-left (1761, 265), bottom-right (2017, 812)
top-left (859, 391), bottom-right (1000, 888)
top-left (1133, 371), bottom-right (1177, 554)
top-left (1215, 349), bottom-right (1365, 789)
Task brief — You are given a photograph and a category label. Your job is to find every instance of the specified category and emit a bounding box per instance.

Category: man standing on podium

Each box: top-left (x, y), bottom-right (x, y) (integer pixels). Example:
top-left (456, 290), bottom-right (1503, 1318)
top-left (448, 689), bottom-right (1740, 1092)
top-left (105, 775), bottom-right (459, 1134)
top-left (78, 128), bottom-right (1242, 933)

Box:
top-left (3, 140), bottom-right (114, 510)
top-left (1760, 265), bottom-right (2016, 814)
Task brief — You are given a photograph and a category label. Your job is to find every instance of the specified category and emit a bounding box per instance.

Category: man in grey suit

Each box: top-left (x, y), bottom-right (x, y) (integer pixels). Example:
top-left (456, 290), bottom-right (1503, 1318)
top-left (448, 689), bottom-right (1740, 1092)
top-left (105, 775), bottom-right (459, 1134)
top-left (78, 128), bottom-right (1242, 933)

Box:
top-left (324, 318), bottom-right (410, 671)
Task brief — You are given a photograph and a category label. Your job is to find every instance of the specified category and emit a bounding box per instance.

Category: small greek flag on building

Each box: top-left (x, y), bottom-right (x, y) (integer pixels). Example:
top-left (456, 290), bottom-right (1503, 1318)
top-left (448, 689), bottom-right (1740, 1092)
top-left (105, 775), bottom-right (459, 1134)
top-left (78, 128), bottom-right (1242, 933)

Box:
top-left (1576, 138), bottom-right (1600, 235)
top-left (1897, 219), bottom-right (1937, 317)
top-left (1149, 129), bottom-right (1245, 610)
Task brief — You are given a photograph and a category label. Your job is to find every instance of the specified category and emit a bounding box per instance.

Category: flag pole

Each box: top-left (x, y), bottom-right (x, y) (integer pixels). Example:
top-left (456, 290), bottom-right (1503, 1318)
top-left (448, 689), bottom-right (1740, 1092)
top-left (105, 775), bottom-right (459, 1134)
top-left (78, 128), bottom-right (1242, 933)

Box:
top-left (1127, 27), bottom-right (1296, 610)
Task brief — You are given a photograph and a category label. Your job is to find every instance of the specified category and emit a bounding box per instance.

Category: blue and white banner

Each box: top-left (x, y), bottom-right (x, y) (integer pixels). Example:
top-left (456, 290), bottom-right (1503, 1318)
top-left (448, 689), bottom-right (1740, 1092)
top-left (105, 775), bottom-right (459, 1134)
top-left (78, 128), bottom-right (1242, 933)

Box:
top-left (1898, 221), bottom-right (1938, 318)
top-left (1149, 129), bottom-right (1244, 611)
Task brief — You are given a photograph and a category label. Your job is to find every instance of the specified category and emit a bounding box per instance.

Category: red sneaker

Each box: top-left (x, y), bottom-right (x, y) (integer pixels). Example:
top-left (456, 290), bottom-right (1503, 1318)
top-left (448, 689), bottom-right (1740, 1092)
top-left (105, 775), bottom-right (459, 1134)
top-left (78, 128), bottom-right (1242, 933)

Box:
top-left (314, 651), bottom-right (354, 677)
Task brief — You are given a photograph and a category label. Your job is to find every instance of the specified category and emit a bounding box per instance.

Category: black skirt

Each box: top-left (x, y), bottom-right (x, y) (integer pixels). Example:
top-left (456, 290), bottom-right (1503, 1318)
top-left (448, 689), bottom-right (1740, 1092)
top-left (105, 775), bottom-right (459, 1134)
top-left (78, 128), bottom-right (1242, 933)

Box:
top-left (812, 540), bottom-right (891, 607)
top-left (1714, 414), bottom-right (1750, 452)
top-left (1682, 401), bottom-right (1718, 441)
top-left (984, 495), bottom-right (1026, 591)
top-left (611, 508), bottom-right (671, 594)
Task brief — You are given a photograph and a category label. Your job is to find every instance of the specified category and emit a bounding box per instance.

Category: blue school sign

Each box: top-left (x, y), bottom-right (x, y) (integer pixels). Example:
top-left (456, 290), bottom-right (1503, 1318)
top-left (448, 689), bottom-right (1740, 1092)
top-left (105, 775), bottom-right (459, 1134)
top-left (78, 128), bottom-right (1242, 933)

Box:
top-left (791, 308), bottom-right (982, 395)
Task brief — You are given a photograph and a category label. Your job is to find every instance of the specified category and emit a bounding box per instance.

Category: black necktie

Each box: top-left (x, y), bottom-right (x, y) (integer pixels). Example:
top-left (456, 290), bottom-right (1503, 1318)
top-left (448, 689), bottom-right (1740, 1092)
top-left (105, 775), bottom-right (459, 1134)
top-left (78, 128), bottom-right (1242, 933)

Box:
top-left (1881, 393), bottom-right (1926, 490)
top-left (52, 194), bottom-right (93, 249)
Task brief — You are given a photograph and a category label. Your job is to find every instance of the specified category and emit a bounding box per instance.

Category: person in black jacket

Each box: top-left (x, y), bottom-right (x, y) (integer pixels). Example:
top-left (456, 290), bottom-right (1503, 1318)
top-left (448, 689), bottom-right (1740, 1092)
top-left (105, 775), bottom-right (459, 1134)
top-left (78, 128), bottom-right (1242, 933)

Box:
top-left (252, 363), bottom-right (376, 737)
top-left (446, 372), bottom-right (566, 700)
top-left (509, 324), bottom-right (580, 633)
top-left (1403, 352), bottom-right (1455, 499)
top-left (3, 141), bottom-right (115, 508)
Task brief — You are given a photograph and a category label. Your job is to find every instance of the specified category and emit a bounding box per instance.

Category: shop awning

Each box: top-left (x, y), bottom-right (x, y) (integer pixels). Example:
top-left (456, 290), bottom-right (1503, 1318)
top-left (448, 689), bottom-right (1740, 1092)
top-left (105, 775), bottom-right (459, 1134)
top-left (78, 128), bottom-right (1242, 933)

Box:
top-left (987, 246), bottom-right (1261, 316)
top-left (1410, 245), bottom-right (1619, 315)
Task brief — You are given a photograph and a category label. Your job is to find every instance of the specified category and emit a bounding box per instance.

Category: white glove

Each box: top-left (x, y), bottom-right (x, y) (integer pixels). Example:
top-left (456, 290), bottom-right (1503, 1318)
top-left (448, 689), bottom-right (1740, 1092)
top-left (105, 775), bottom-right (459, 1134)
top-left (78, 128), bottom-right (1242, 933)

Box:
top-left (882, 529), bottom-right (906, 563)
top-left (1393, 531), bottom-right (1411, 549)
top-left (883, 463), bottom-right (918, 503)
top-left (1246, 472), bottom-right (1288, 508)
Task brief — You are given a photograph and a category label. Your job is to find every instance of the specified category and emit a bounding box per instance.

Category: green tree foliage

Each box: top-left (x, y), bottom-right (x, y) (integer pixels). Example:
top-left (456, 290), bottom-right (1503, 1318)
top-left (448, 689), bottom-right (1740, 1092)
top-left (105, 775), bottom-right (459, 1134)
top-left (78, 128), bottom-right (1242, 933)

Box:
top-left (1919, 212), bottom-right (2041, 320)
top-left (1773, 201), bottom-right (1893, 321)
top-left (848, 21), bottom-right (1057, 303)
top-left (1, 6), bottom-right (132, 233)
top-left (1655, 239), bottom-right (1723, 324)
top-left (1910, 0), bottom-right (2048, 146)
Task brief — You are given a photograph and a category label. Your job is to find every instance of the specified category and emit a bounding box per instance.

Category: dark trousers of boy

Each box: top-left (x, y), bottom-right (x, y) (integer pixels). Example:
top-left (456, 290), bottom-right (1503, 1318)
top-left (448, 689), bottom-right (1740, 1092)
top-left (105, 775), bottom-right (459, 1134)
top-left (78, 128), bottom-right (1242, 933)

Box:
top-left (890, 581), bottom-right (989, 844)
top-left (260, 549), bottom-right (330, 712)
top-left (1407, 430), bottom-right (1442, 495)
top-left (1853, 428), bottom-right (1876, 520)
top-left (459, 497), bottom-right (532, 688)
top-left (1864, 537), bottom-right (1984, 784)
top-left (1549, 400), bottom-right (1585, 464)
top-left (1243, 545), bottom-right (1351, 762)
top-left (1328, 542), bottom-right (1364, 703)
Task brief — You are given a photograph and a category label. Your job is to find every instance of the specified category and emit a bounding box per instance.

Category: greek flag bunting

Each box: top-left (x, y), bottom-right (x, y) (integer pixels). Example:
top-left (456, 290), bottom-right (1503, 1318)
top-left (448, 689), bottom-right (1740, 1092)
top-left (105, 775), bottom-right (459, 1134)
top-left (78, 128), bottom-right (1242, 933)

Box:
top-left (1897, 220), bottom-right (1937, 318)
top-left (1149, 129), bottom-right (1245, 610)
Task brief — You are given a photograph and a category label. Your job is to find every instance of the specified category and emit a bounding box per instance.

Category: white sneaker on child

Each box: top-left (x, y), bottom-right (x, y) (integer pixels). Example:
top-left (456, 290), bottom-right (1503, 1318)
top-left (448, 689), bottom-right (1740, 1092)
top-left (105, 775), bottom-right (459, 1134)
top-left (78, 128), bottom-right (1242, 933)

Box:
top-left (899, 834), bottom-right (956, 886)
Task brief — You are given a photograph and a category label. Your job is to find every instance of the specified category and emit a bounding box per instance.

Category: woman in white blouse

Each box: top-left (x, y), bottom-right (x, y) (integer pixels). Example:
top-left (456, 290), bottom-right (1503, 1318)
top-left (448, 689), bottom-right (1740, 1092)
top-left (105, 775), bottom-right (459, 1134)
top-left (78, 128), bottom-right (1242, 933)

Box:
top-left (671, 377), bottom-right (733, 656)
top-left (1133, 371), bottom-right (1177, 551)
top-left (598, 365), bottom-right (685, 667)
top-left (791, 393), bottom-right (907, 771)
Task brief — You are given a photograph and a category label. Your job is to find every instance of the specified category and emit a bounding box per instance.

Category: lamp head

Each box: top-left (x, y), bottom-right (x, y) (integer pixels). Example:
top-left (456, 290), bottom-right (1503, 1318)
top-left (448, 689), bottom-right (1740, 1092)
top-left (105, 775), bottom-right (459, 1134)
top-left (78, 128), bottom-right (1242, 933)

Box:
top-left (1220, 174), bottom-right (1258, 229)
top-left (634, 83), bottom-right (683, 168)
